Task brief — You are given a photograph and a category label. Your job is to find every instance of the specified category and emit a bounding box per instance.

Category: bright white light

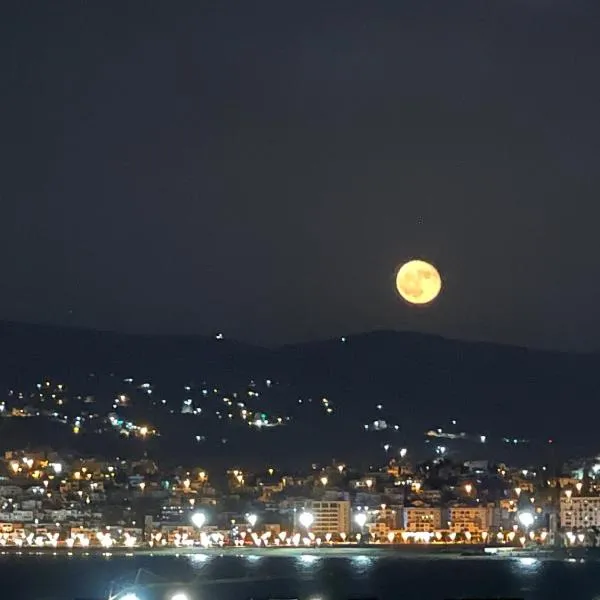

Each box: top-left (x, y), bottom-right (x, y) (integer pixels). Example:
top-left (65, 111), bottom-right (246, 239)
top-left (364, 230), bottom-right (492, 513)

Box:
top-left (299, 511), bottom-right (314, 529)
top-left (170, 593), bottom-right (190, 600)
top-left (191, 512), bottom-right (206, 528)
top-left (299, 554), bottom-right (319, 564)
top-left (247, 513), bottom-right (257, 528)
top-left (518, 511), bottom-right (535, 528)
top-left (354, 512), bottom-right (367, 528)
top-left (121, 594), bottom-right (140, 600)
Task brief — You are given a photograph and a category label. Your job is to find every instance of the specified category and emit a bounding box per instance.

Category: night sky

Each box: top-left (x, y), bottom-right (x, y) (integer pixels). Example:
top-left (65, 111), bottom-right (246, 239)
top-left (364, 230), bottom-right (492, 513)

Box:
top-left (2, 1), bottom-right (599, 351)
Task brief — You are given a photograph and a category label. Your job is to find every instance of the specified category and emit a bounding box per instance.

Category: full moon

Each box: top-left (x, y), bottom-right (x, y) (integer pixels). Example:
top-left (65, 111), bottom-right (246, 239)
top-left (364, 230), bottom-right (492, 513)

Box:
top-left (395, 259), bottom-right (442, 305)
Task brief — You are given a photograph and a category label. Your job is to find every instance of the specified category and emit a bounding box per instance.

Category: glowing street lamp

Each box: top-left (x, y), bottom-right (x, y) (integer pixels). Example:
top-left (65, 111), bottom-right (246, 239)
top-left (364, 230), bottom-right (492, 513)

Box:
top-left (576, 482), bottom-right (583, 494)
top-left (191, 512), bottom-right (206, 529)
top-left (464, 484), bottom-right (473, 495)
top-left (518, 511), bottom-right (534, 530)
top-left (299, 511), bottom-right (314, 531)
top-left (247, 513), bottom-right (258, 528)
top-left (354, 512), bottom-right (367, 540)
top-left (320, 476), bottom-right (328, 486)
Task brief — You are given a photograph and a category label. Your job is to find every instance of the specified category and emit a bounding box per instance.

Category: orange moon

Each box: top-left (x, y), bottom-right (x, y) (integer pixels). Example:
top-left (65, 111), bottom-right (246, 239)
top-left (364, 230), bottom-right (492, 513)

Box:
top-left (395, 260), bottom-right (442, 305)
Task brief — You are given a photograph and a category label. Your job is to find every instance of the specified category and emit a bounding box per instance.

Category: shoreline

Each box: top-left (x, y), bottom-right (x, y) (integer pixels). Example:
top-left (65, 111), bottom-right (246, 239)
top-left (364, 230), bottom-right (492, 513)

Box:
top-left (0, 543), bottom-right (553, 559)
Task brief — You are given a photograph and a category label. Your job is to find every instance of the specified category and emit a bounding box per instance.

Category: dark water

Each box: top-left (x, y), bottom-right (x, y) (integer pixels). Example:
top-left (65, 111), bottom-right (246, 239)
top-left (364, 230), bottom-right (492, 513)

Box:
top-left (1, 552), bottom-right (599, 600)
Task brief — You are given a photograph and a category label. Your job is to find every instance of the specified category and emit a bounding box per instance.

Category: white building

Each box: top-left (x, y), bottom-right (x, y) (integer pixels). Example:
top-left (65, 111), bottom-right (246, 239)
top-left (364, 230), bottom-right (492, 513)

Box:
top-left (560, 496), bottom-right (600, 530)
top-left (447, 506), bottom-right (493, 533)
top-left (402, 507), bottom-right (442, 532)
top-left (293, 500), bottom-right (351, 535)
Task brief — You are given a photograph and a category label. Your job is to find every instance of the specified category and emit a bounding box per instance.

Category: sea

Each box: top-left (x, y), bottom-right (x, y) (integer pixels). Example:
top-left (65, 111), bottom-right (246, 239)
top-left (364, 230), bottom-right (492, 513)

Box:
top-left (1, 549), bottom-right (599, 600)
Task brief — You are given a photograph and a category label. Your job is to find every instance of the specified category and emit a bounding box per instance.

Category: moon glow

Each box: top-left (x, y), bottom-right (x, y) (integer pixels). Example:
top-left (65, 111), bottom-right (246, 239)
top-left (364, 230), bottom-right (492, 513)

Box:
top-left (395, 260), bottom-right (442, 305)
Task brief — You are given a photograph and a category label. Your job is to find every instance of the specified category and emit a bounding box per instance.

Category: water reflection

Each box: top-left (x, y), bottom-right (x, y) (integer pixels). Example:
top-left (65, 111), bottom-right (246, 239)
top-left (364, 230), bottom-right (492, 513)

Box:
top-left (517, 557), bottom-right (538, 567)
top-left (187, 553), bottom-right (210, 564)
top-left (298, 554), bottom-right (320, 565)
top-left (245, 554), bottom-right (262, 562)
top-left (350, 554), bottom-right (374, 575)
top-left (2, 553), bottom-right (598, 600)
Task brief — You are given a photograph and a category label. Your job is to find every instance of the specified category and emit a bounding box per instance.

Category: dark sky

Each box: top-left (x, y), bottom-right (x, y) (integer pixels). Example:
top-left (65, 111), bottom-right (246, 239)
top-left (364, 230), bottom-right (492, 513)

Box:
top-left (2, 1), bottom-right (600, 350)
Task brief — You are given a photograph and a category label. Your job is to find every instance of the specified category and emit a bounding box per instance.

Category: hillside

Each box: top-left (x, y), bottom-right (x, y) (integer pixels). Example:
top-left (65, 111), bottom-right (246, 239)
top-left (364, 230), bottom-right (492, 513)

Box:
top-left (0, 321), bottom-right (596, 468)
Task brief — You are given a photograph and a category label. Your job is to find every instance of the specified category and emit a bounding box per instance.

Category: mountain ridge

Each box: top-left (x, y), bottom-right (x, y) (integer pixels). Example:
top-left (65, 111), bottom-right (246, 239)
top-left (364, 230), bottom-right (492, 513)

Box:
top-left (0, 319), bottom-right (596, 467)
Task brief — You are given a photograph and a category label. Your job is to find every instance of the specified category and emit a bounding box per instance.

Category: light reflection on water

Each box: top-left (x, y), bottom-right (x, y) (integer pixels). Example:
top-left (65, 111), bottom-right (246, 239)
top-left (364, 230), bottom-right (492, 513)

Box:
top-left (298, 554), bottom-right (320, 565)
top-left (187, 553), bottom-right (210, 565)
top-left (350, 554), bottom-right (374, 575)
top-left (516, 556), bottom-right (539, 568)
top-left (0, 552), bottom-right (598, 600)
top-left (245, 554), bottom-right (262, 562)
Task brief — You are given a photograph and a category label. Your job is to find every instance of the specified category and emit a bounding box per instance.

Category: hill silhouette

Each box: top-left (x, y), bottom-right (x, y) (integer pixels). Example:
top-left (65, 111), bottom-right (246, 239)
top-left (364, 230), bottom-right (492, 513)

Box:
top-left (0, 321), bottom-right (596, 468)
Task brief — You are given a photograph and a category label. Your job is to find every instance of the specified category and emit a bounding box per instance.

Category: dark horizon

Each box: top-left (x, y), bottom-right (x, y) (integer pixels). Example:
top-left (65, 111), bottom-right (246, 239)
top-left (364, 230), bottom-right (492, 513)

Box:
top-left (0, 316), bottom-right (597, 355)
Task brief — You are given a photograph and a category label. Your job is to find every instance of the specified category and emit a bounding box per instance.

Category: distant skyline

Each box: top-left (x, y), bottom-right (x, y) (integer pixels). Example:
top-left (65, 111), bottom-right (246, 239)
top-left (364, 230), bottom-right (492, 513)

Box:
top-left (2, 1), bottom-right (600, 351)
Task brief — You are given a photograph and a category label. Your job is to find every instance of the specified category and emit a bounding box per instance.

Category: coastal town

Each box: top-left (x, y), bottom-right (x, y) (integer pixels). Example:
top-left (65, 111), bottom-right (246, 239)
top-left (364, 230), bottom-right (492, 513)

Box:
top-left (0, 445), bottom-right (597, 552)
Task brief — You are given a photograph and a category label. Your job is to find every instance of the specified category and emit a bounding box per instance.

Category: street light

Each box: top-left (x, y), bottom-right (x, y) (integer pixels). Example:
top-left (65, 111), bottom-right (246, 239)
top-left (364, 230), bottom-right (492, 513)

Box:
top-left (354, 512), bottom-right (367, 533)
top-left (518, 511), bottom-right (534, 529)
top-left (247, 513), bottom-right (257, 528)
top-left (299, 511), bottom-right (314, 530)
top-left (191, 512), bottom-right (206, 529)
